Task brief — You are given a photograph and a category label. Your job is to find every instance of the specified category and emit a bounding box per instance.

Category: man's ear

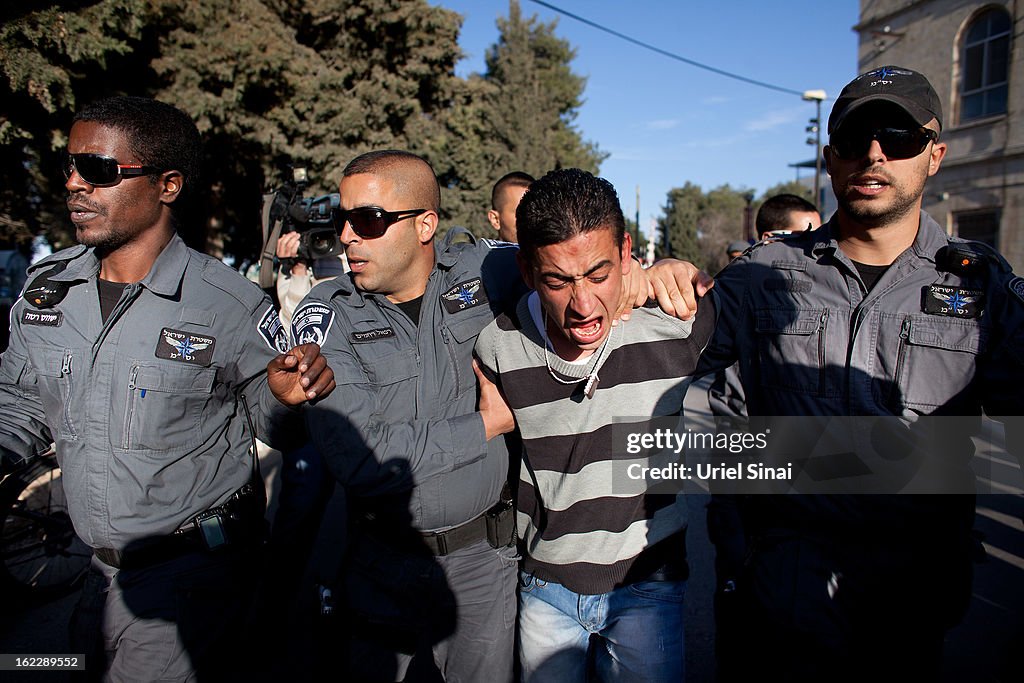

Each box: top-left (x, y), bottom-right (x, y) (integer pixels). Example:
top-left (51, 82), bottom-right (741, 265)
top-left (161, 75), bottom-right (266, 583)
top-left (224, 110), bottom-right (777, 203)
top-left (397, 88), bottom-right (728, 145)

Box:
top-left (487, 209), bottom-right (501, 233)
top-left (417, 211), bottom-right (439, 243)
top-left (822, 145), bottom-right (833, 176)
top-left (928, 141), bottom-right (947, 177)
top-left (160, 170), bottom-right (184, 205)
top-left (516, 251), bottom-right (535, 289)
top-left (620, 232), bottom-right (633, 275)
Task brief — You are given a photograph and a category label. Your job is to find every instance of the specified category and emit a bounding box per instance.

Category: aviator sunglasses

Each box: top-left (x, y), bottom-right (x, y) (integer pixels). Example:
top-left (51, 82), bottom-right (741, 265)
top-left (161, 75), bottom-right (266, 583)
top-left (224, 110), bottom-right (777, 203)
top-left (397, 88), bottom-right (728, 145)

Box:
top-left (63, 152), bottom-right (162, 187)
top-left (336, 206), bottom-right (428, 239)
top-left (829, 126), bottom-right (938, 161)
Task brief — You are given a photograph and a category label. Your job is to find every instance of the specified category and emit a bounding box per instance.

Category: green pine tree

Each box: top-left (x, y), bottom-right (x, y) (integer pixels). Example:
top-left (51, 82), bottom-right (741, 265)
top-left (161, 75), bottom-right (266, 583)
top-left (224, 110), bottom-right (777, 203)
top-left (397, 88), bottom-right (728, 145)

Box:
top-left (440, 0), bottom-right (605, 235)
top-left (656, 183), bottom-right (701, 263)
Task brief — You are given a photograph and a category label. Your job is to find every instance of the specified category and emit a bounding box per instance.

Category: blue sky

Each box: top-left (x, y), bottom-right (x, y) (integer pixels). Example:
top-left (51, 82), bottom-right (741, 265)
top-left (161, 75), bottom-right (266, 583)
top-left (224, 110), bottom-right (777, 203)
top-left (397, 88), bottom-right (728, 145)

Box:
top-left (430, 0), bottom-right (861, 232)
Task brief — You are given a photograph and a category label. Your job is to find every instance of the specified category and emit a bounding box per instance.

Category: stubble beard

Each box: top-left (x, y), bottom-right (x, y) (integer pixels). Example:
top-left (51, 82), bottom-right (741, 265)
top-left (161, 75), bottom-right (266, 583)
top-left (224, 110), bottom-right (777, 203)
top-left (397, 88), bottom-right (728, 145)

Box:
top-left (77, 223), bottom-right (133, 255)
top-left (836, 174), bottom-right (926, 229)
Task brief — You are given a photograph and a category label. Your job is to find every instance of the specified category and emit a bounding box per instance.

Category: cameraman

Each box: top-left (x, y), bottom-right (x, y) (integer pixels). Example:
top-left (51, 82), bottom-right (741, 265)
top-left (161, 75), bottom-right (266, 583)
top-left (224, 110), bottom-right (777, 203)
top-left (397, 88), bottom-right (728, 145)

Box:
top-left (275, 231), bottom-right (348, 326)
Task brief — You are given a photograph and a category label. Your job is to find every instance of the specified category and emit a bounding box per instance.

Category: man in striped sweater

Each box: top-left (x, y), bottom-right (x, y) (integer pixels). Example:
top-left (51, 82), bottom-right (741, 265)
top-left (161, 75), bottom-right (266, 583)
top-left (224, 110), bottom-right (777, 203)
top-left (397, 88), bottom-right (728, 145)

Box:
top-left (475, 168), bottom-right (716, 682)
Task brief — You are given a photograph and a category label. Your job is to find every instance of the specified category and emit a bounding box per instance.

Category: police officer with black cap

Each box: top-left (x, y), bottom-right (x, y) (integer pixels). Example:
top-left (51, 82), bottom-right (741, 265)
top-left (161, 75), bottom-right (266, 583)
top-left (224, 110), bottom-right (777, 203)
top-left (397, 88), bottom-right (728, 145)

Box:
top-left (0, 96), bottom-right (334, 682)
top-left (698, 66), bottom-right (1024, 682)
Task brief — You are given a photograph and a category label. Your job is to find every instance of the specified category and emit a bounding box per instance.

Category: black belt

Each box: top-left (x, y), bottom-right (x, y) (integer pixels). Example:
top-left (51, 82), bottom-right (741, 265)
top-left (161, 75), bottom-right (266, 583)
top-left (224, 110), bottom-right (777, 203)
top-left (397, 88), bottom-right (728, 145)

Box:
top-left (94, 528), bottom-right (205, 570)
top-left (419, 513), bottom-right (491, 556)
top-left (94, 483), bottom-right (264, 570)
top-left (361, 499), bottom-right (515, 557)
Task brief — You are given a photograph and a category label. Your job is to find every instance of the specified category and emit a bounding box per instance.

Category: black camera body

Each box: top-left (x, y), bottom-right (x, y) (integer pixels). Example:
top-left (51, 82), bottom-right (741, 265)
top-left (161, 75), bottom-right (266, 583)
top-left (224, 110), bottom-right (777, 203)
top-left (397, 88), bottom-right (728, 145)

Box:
top-left (264, 168), bottom-right (343, 263)
top-left (285, 192), bottom-right (344, 261)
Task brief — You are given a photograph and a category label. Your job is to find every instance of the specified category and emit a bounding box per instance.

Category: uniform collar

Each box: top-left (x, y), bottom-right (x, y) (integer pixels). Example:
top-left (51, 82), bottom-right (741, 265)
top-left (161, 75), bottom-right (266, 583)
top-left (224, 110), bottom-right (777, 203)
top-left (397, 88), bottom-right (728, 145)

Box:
top-left (810, 210), bottom-right (945, 264)
top-left (54, 232), bottom-right (190, 297)
top-left (331, 227), bottom-right (473, 307)
top-left (136, 232), bottom-right (190, 296)
top-left (332, 272), bottom-right (367, 308)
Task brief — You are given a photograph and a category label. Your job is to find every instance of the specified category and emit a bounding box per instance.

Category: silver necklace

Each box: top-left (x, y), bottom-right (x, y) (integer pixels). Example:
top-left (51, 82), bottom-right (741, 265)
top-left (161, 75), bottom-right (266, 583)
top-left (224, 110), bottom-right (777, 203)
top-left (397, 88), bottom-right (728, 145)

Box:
top-left (542, 314), bottom-right (614, 399)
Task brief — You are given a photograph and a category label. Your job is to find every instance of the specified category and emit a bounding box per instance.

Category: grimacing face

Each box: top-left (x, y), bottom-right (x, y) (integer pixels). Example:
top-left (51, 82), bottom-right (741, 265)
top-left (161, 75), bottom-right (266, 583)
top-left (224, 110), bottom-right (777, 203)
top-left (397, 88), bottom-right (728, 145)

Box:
top-left (520, 226), bottom-right (632, 360)
top-left (66, 121), bottom-right (172, 253)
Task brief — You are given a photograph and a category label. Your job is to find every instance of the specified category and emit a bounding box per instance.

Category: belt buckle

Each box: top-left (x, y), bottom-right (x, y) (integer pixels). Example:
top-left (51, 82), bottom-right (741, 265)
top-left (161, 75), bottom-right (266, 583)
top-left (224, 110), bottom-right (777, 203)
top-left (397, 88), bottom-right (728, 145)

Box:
top-left (428, 530), bottom-right (449, 556)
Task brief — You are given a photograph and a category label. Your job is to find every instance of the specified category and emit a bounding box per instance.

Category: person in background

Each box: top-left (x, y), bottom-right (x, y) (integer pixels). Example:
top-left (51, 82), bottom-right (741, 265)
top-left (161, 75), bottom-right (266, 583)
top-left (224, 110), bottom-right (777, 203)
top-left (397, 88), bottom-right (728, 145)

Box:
top-left (725, 241), bottom-right (749, 261)
top-left (755, 192), bottom-right (821, 239)
top-left (487, 171), bottom-right (534, 243)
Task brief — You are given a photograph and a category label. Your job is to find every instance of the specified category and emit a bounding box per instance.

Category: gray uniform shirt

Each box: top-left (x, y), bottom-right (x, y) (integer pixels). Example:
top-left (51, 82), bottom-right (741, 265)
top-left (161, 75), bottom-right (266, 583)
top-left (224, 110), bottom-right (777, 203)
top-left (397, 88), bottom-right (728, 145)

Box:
top-left (0, 233), bottom-right (290, 550)
top-left (699, 210), bottom-right (1024, 418)
top-left (298, 230), bottom-right (524, 532)
top-left (696, 210), bottom-right (1024, 530)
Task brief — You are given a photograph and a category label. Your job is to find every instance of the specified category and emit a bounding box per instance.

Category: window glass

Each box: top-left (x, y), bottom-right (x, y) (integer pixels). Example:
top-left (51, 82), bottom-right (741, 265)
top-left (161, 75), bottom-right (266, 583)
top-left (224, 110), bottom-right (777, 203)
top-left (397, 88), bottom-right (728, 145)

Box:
top-left (960, 9), bottom-right (1011, 121)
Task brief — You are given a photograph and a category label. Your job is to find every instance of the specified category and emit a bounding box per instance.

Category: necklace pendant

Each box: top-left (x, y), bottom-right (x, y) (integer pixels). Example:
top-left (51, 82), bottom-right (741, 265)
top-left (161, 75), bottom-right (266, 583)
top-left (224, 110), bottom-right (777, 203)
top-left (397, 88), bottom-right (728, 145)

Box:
top-left (584, 373), bottom-right (599, 399)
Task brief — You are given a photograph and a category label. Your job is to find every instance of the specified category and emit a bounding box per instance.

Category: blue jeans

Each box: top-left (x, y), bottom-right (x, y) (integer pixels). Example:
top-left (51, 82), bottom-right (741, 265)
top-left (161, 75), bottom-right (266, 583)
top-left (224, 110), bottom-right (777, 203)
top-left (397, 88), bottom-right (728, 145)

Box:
top-left (518, 570), bottom-right (685, 682)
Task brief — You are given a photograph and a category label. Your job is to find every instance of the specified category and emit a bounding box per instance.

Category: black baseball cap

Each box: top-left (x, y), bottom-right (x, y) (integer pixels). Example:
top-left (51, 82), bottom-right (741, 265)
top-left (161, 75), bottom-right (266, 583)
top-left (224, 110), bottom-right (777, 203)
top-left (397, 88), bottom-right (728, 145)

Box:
top-left (828, 66), bottom-right (942, 135)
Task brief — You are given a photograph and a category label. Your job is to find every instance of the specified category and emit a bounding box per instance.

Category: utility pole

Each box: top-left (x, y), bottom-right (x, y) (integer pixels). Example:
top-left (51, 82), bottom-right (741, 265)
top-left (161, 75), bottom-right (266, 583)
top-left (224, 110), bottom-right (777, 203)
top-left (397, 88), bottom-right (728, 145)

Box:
top-left (803, 89), bottom-right (827, 214)
top-left (743, 191), bottom-right (755, 242)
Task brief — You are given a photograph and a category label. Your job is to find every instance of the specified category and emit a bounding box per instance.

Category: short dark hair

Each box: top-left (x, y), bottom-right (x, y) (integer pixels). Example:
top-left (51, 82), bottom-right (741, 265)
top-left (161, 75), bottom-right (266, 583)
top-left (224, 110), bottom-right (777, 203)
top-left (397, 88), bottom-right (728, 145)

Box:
top-left (491, 171), bottom-right (534, 209)
top-left (755, 193), bottom-right (818, 237)
top-left (73, 96), bottom-right (202, 218)
top-left (342, 150), bottom-right (441, 212)
top-left (516, 168), bottom-right (624, 263)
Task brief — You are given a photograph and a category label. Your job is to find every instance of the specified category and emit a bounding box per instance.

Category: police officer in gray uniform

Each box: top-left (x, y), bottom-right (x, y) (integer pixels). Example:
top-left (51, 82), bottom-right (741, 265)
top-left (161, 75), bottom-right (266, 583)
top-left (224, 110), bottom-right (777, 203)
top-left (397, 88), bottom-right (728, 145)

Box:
top-left (697, 66), bottom-right (1024, 681)
top-left (0, 96), bottom-right (333, 682)
top-left (296, 150), bottom-right (523, 682)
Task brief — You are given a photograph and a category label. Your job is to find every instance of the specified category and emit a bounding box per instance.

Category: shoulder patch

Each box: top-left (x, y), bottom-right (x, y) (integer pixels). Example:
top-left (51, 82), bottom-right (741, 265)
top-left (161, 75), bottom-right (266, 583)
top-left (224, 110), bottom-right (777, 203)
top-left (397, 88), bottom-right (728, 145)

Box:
top-left (1009, 277), bottom-right (1024, 304)
top-left (292, 302), bottom-right (336, 346)
top-left (441, 277), bottom-right (489, 313)
top-left (257, 305), bottom-right (291, 353)
top-left (480, 238), bottom-right (518, 250)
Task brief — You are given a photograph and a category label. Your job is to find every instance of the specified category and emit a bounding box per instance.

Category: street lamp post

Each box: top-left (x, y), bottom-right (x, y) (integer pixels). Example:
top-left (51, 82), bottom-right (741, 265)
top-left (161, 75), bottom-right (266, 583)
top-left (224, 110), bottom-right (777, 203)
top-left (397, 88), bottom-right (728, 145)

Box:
top-left (803, 89), bottom-right (827, 214)
top-left (743, 190), bottom-right (755, 242)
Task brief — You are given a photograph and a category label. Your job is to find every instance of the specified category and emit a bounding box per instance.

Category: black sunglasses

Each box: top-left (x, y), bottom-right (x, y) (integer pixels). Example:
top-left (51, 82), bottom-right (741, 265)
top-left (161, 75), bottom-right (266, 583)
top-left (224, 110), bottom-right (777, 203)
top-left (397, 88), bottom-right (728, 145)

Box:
top-left (829, 126), bottom-right (938, 161)
top-left (63, 153), bottom-right (162, 187)
top-left (336, 206), bottom-right (428, 239)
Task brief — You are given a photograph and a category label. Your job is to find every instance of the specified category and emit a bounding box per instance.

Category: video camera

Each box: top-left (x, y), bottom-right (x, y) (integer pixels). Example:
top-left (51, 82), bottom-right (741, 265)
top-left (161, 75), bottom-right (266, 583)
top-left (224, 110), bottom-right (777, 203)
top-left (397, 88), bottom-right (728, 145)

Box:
top-left (263, 167), bottom-right (343, 263)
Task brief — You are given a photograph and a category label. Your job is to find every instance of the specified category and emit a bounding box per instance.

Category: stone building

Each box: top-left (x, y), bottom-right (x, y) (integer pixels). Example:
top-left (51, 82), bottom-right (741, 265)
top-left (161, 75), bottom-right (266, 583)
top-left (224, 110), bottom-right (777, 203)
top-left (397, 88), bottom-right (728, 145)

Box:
top-left (855, 0), bottom-right (1022, 270)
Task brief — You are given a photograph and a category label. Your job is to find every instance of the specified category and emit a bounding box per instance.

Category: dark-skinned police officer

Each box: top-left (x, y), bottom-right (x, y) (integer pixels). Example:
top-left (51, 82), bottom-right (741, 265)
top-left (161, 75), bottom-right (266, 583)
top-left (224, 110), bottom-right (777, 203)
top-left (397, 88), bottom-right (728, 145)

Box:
top-left (0, 96), bottom-right (334, 682)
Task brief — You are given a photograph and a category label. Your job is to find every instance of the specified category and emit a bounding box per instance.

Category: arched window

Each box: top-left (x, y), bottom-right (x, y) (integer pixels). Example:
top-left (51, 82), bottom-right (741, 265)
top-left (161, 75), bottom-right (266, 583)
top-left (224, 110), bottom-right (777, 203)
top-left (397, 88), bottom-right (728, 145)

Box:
top-left (961, 8), bottom-right (1011, 122)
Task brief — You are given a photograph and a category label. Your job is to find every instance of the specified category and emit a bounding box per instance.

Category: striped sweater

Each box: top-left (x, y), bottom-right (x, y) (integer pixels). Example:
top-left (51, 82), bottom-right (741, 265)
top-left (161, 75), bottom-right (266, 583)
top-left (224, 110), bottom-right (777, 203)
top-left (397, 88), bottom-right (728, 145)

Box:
top-left (475, 292), bottom-right (716, 593)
